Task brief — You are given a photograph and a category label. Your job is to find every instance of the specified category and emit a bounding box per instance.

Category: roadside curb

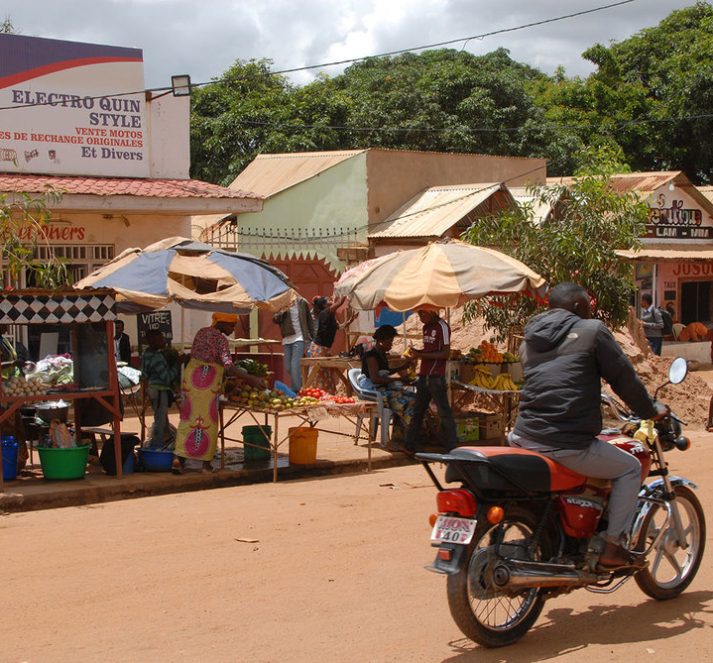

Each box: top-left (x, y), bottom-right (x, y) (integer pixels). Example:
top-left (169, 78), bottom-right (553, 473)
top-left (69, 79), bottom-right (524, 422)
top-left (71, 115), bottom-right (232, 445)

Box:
top-left (0, 454), bottom-right (414, 513)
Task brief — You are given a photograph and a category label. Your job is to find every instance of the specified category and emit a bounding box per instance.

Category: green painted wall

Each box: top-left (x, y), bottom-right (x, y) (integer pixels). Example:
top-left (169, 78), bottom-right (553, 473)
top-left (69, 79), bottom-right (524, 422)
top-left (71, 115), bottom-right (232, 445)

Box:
top-left (237, 152), bottom-right (368, 272)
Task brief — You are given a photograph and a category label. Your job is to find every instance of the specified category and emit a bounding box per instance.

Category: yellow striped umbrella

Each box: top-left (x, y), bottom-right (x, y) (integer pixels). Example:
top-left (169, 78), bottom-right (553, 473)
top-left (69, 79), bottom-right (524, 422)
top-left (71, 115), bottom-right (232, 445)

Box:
top-left (335, 239), bottom-right (546, 311)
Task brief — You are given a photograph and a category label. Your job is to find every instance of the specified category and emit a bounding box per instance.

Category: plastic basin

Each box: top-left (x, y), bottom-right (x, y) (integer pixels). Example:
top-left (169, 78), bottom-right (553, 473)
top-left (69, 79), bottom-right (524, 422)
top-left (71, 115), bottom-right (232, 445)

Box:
top-left (137, 448), bottom-right (174, 472)
top-left (38, 445), bottom-right (90, 480)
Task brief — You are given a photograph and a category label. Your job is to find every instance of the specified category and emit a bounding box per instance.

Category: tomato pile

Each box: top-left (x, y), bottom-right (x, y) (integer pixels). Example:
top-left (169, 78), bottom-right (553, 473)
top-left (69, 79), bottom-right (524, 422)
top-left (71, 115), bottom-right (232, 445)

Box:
top-left (299, 387), bottom-right (355, 404)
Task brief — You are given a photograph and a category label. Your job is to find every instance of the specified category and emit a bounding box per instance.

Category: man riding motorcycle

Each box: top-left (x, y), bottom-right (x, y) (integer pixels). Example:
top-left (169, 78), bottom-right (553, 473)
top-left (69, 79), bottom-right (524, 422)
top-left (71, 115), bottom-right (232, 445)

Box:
top-left (508, 282), bottom-right (668, 569)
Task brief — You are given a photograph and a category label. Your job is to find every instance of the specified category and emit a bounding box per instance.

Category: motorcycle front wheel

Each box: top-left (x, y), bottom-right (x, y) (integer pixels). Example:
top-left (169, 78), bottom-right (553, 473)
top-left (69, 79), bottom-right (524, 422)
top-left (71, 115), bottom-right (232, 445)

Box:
top-left (446, 507), bottom-right (549, 648)
top-left (635, 485), bottom-right (706, 600)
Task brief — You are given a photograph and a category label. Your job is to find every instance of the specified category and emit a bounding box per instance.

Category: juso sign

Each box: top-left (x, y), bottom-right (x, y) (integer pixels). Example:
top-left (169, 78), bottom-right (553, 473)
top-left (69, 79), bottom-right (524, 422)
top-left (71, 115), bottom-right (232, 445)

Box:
top-left (0, 34), bottom-right (149, 177)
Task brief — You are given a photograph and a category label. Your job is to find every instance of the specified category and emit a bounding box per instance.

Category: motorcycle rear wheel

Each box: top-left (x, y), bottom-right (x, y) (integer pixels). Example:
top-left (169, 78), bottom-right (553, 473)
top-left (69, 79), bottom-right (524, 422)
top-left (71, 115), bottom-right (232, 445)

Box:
top-left (635, 485), bottom-right (706, 600)
top-left (446, 507), bottom-right (548, 648)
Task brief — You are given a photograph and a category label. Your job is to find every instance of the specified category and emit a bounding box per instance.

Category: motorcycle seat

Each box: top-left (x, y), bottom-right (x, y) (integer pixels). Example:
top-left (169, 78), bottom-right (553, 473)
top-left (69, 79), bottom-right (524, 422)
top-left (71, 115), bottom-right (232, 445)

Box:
top-left (445, 446), bottom-right (587, 493)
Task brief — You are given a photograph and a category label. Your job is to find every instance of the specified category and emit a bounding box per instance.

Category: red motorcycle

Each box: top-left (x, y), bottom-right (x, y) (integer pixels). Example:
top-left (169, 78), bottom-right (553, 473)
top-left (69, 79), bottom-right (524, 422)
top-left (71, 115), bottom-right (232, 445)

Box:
top-left (417, 357), bottom-right (706, 648)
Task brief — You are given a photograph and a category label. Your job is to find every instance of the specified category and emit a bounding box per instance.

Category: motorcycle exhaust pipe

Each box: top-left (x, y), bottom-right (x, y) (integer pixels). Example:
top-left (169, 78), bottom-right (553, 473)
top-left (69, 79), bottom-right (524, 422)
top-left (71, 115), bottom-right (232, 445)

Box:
top-left (492, 559), bottom-right (600, 589)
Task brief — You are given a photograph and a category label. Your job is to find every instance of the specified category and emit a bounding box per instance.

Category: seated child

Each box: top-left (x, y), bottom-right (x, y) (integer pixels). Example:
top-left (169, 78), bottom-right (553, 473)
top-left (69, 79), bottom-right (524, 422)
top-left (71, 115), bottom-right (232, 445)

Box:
top-left (140, 330), bottom-right (180, 449)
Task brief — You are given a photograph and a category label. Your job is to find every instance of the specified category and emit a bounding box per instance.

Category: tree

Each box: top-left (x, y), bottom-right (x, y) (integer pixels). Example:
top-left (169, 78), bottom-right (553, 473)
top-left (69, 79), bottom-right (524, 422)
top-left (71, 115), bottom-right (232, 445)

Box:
top-left (190, 59), bottom-right (297, 185)
top-left (0, 190), bottom-right (68, 290)
top-left (535, 2), bottom-right (713, 182)
top-left (462, 146), bottom-right (648, 340)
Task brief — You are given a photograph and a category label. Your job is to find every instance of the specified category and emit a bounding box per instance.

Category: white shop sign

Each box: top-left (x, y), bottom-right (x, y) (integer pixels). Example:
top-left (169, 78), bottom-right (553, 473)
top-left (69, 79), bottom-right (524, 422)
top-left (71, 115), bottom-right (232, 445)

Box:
top-left (0, 34), bottom-right (149, 178)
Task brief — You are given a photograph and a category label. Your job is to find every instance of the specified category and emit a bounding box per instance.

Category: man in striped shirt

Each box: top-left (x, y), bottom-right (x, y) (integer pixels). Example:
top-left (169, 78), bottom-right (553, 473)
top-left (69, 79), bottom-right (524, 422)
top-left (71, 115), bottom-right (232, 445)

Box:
top-left (405, 308), bottom-right (457, 454)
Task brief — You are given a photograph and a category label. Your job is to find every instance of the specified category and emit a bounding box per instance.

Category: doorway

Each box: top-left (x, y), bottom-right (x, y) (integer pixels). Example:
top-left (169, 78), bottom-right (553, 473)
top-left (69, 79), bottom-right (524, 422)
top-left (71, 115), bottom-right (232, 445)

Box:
top-left (681, 281), bottom-right (712, 324)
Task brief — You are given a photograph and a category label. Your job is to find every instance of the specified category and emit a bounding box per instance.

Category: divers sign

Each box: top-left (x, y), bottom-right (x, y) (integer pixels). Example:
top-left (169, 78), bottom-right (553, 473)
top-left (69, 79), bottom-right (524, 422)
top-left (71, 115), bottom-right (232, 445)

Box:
top-left (0, 34), bottom-right (149, 177)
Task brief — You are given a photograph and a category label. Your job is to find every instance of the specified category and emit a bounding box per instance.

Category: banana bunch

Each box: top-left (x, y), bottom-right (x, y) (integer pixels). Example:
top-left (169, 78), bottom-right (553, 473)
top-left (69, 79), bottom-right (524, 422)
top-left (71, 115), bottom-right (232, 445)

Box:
top-left (469, 367), bottom-right (520, 391)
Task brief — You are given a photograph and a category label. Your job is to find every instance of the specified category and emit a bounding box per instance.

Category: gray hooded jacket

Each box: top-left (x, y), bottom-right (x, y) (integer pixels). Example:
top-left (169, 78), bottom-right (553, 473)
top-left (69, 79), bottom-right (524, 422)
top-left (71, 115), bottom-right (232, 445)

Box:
top-left (513, 308), bottom-right (657, 449)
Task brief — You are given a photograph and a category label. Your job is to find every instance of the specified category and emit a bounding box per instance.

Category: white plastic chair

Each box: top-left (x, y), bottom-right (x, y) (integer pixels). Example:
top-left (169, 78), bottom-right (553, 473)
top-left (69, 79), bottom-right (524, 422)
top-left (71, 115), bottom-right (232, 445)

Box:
top-left (347, 368), bottom-right (393, 448)
top-left (672, 323), bottom-right (685, 341)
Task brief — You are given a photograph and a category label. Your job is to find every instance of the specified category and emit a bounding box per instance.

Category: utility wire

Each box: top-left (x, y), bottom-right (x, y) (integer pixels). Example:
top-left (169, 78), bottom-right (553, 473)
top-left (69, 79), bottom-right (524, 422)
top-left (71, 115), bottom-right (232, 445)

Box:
top-left (270, 1), bottom-right (637, 75)
top-left (0, 1), bottom-right (637, 113)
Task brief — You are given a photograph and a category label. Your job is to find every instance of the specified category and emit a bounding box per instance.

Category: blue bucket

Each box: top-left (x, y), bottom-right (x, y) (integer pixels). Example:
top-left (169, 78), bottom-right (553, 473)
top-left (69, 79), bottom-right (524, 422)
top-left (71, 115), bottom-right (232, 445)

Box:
top-left (1, 439), bottom-right (18, 482)
top-left (137, 448), bottom-right (174, 472)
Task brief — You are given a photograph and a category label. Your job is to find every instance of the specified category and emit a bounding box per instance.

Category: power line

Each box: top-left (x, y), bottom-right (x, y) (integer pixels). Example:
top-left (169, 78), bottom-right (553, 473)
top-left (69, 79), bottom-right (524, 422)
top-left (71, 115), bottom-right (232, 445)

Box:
top-left (234, 109), bottom-right (713, 137)
top-left (269, 1), bottom-right (637, 75)
top-left (0, 1), bottom-right (638, 113)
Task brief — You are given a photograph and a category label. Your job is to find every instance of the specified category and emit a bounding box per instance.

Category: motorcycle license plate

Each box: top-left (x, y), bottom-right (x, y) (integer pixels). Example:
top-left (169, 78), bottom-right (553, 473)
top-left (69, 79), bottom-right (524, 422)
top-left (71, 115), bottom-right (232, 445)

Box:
top-left (430, 515), bottom-right (477, 545)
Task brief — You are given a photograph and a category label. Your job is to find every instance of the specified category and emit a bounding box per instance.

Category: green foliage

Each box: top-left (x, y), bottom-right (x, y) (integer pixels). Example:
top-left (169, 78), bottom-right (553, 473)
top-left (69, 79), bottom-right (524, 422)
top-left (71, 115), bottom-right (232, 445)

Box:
top-left (0, 191), bottom-right (68, 290)
top-left (189, 4), bottom-right (713, 185)
top-left (534, 2), bottom-right (713, 181)
top-left (462, 146), bottom-right (648, 340)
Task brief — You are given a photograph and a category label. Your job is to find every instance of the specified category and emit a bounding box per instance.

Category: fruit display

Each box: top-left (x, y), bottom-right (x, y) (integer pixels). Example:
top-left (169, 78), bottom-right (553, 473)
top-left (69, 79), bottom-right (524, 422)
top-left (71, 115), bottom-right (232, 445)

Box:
top-left (2, 376), bottom-right (49, 397)
top-left (465, 341), bottom-right (519, 364)
top-left (299, 387), bottom-right (355, 405)
top-left (467, 340), bottom-right (503, 363)
top-left (236, 359), bottom-right (268, 376)
top-left (469, 365), bottom-right (520, 391)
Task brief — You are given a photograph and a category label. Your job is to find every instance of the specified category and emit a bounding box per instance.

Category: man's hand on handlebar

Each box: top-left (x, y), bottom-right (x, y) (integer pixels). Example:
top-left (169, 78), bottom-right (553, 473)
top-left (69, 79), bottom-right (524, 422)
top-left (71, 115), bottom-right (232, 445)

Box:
top-left (652, 402), bottom-right (670, 421)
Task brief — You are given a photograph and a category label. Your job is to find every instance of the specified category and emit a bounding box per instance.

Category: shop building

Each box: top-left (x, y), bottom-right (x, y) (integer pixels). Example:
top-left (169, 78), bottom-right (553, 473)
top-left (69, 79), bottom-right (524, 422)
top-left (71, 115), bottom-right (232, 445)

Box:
top-left (604, 172), bottom-right (713, 325)
top-left (0, 34), bottom-right (262, 355)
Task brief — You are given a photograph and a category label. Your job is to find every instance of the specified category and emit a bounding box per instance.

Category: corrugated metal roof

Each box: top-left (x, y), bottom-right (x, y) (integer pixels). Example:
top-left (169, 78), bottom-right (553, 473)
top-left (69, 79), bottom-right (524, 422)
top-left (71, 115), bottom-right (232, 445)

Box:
top-left (369, 183), bottom-right (509, 239)
top-left (509, 186), bottom-right (556, 226)
top-left (229, 150), bottom-right (366, 199)
top-left (547, 171), bottom-right (681, 195)
top-left (616, 246), bottom-right (713, 262)
top-left (698, 185), bottom-right (713, 204)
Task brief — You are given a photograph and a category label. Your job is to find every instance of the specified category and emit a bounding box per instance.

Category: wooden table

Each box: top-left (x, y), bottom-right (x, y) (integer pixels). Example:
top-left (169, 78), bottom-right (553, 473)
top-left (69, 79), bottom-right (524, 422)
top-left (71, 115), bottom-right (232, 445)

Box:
top-left (218, 399), bottom-right (377, 482)
top-left (300, 357), bottom-right (361, 395)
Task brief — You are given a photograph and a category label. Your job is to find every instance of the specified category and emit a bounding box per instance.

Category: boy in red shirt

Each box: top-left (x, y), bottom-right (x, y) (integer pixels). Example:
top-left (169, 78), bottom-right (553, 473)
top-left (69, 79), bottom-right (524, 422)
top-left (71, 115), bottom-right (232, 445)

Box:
top-left (405, 307), bottom-right (457, 454)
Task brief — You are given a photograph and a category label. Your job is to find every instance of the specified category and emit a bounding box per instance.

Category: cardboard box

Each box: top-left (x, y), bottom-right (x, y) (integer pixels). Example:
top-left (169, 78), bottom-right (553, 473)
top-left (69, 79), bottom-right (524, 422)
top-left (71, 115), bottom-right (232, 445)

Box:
top-left (441, 413), bottom-right (480, 442)
top-left (478, 412), bottom-right (505, 438)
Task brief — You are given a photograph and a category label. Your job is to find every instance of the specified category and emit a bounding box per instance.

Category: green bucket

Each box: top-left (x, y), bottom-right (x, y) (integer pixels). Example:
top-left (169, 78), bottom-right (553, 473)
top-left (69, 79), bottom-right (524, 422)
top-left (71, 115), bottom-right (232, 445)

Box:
top-left (38, 445), bottom-right (90, 480)
top-left (242, 425), bottom-right (272, 462)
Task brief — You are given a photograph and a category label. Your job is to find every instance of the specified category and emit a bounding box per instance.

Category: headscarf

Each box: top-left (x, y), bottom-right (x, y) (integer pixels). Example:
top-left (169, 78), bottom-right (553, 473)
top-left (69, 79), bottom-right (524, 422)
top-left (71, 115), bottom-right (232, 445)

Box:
top-left (211, 312), bottom-right (238, 326)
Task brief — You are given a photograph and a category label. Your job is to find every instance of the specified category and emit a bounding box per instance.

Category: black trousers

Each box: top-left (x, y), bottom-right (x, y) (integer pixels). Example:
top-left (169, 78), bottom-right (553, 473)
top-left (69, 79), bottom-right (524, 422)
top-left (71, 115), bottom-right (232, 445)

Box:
top-left (405, 376), bottom-right (457, 451)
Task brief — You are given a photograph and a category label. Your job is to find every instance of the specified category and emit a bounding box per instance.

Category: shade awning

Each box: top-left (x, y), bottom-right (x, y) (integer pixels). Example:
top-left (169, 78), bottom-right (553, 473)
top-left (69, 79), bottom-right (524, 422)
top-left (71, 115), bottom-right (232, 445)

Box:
top-left (616, 247), bottom-right (713, 262)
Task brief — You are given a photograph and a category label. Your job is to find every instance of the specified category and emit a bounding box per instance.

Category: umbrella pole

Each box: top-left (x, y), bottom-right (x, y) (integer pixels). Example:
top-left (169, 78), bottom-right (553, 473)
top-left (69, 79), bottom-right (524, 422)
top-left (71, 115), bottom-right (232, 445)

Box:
top-left (446, 307), bottom-right (452, 405)
top-left (402, 311), bottom-right (407, 353)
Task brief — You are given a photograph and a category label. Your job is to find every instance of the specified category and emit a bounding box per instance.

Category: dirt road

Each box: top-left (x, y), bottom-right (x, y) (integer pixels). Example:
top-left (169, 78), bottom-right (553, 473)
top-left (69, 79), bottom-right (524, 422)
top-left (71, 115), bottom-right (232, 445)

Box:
top-left (2, 434), bottom-right (712, 663)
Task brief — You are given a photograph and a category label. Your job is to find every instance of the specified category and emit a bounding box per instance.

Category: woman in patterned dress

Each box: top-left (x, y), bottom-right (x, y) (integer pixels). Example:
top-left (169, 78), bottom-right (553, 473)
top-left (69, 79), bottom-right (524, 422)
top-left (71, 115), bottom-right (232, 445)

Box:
top-left (174, 313), bottom-right (266, 471)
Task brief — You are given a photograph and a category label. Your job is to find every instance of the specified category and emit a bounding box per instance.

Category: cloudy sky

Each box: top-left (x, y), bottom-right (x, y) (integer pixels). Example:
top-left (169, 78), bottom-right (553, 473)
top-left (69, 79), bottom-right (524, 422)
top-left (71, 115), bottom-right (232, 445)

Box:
top-left (2, 0), bottom-right (697, 88)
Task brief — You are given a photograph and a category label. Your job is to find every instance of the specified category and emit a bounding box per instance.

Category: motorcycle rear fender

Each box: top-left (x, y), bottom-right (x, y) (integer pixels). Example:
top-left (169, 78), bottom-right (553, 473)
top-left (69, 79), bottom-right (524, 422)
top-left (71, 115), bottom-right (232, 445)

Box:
top-left (426, 542), bottom-right (469, 575)
top-left (630, 476), bottom-right (698, 545)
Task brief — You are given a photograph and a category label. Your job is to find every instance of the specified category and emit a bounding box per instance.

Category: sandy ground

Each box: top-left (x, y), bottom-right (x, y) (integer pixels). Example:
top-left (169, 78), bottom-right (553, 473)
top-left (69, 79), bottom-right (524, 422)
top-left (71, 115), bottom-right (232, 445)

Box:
top-left (2, 428), bottom-right (712, 662)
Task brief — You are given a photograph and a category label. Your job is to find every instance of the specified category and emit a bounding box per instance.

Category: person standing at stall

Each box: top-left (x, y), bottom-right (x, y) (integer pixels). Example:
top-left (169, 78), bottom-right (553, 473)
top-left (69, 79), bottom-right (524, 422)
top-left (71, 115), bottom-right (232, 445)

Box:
top-left (273, 297), bottom-right (314, 392)
top-left (404, 307), bottom-right (457, 455)
top-left (640, 294), bottom-right (663, 356)
top-left (175, 313), bottom-right (266, 472)
top-left (141, 330), bottom-right (180, 450)
top-left (113, 320), bottom-right (131, 364)
top-left (309, 295), bottom-right (355, 393)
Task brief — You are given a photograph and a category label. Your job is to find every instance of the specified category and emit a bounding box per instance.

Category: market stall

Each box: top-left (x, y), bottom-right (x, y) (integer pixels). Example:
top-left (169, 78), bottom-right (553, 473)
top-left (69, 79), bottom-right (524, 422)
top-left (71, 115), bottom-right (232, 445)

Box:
top-left (77, 238), bottom-right (371, 478)
top-left (334, 239), bottom-right (545, 446)
top-left (218, 387), bottom-right (377, 482)
top-left (0, 289), bottom-right (123, 491)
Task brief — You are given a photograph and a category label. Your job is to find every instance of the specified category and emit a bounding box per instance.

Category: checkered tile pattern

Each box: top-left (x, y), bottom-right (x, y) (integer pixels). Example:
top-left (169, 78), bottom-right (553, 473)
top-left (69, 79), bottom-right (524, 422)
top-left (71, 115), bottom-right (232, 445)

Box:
top-left (0, 294), bottom-right (116, 325)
